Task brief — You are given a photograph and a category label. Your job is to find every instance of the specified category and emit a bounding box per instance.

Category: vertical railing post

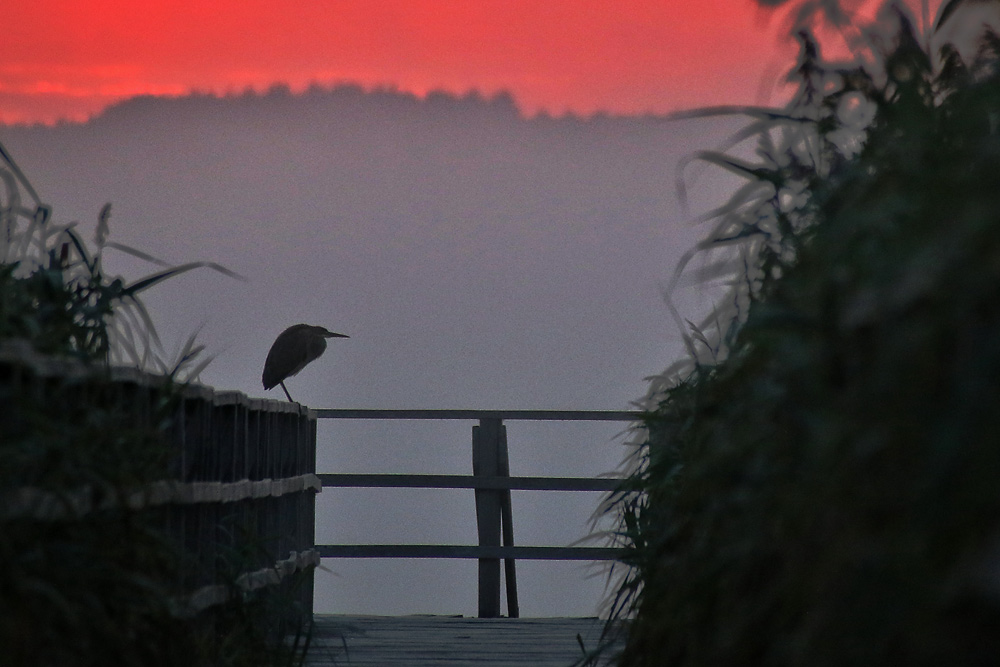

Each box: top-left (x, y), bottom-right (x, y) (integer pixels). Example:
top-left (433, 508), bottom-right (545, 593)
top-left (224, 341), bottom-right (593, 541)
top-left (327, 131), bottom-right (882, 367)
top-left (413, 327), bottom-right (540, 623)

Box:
top-left (303, 412), bottom-right (317, 620)
top-left (497, 435), bottom-right (519, 618)
top-left (473, 418), bottom-right (503, 617)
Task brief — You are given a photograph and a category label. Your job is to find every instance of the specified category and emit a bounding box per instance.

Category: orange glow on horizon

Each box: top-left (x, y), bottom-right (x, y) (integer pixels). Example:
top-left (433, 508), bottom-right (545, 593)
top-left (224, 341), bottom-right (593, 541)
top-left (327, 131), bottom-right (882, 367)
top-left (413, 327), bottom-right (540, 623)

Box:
top-left (1, 1), bottom-right (798, 125)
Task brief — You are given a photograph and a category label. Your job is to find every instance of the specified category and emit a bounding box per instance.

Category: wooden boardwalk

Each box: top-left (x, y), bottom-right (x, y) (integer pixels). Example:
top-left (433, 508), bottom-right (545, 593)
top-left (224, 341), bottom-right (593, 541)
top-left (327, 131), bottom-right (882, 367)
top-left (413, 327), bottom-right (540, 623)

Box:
top-left (305, 615), bottom-right (623, 666)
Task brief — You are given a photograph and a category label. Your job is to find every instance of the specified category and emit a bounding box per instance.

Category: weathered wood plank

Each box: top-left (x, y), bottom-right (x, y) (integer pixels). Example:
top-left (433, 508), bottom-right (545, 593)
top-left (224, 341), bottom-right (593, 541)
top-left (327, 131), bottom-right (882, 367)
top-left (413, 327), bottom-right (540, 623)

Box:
top-left (319, 473), bottom-right (622, 491)
top-left (315, 408), bottom-right (641, 421)
top-left (314, 545), bottom-right (623, 560)
top-left (305, 615), bottom-right (624, 666)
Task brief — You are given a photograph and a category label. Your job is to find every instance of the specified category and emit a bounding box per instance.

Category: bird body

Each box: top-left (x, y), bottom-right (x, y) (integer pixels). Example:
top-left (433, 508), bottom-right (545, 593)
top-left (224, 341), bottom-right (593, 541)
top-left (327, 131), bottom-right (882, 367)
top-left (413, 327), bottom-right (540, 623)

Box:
top-left (263, 324), bottom-right (348, 401)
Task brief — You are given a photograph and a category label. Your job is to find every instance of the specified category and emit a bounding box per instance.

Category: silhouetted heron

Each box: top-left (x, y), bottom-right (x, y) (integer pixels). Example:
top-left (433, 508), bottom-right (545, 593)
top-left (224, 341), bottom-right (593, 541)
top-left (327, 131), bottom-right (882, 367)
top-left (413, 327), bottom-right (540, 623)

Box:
top-left (262, 324), bottom-right (348, 402)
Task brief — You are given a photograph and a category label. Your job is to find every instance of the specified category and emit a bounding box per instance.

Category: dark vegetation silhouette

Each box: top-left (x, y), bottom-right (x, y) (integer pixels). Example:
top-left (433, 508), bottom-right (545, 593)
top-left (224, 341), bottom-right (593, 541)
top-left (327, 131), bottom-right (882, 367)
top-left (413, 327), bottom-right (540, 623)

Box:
top-left (585, 1), bottom-right (1000, 665)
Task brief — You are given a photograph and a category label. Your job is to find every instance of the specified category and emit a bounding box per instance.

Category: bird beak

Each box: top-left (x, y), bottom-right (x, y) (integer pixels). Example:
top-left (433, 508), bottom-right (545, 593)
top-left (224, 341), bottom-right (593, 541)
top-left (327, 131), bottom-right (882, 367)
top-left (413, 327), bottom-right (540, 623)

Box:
top-left (325, 332), bottom-right (349, 339)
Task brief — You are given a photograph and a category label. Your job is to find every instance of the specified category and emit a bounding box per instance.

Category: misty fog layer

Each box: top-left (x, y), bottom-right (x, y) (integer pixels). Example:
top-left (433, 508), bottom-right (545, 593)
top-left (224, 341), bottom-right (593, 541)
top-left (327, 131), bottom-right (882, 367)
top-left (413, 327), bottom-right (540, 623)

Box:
top-left (3, 85), bottom-right (735, 616)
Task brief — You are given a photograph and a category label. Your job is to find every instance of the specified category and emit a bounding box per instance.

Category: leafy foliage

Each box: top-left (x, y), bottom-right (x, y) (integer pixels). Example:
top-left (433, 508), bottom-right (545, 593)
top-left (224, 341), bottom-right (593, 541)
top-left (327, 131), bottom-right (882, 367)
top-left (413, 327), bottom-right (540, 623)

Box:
top-left (599, 3), bottom-right (1000, 666)
top-left (0, 255), bottom-right (115, 359)
top-left (1, 141), bottom-right (242, 376)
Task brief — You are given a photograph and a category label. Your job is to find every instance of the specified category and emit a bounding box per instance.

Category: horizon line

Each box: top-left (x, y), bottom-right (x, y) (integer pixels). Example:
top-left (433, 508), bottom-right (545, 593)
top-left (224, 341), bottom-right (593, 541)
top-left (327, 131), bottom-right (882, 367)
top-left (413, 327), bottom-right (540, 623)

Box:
top-left (0, 80), bottom-right (735, 130)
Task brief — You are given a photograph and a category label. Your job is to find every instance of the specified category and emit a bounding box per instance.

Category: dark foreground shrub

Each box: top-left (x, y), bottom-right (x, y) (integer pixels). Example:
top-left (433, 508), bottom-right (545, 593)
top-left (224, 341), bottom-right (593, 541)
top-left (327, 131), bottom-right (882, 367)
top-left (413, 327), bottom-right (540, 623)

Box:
top-left (605, 5), bottom-right (1000, 666)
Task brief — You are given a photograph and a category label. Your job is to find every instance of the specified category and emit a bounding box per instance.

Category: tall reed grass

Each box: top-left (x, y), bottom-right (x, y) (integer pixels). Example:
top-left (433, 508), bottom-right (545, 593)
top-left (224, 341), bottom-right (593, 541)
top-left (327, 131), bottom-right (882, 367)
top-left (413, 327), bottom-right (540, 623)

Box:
top-left (0, 140), bottom-right (242, 378)
top-left (591, 2), bottom-right (1000, 665)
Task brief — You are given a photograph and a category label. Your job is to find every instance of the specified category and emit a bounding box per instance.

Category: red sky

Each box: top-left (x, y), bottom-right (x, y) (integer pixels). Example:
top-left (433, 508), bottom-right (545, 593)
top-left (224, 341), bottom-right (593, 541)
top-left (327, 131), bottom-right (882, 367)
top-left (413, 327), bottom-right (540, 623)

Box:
top-left (2, 1), bottom-right (800, 125)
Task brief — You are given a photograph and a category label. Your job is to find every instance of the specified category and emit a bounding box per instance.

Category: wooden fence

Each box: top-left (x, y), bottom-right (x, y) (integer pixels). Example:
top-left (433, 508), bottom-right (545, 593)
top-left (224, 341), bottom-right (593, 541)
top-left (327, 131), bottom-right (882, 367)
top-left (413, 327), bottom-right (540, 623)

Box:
top-left (2, 341), bottom-right (643, 624)
top-left (314, 409), bottom-right (641, 618)
top-left (0, 341), bottom-right (319, 620)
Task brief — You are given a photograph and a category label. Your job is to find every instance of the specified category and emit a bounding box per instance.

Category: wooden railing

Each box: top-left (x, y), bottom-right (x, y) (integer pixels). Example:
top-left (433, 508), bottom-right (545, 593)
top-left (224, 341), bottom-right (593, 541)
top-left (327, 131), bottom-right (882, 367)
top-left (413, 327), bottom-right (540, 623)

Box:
top-left (3, 339), bottom-right (643, 623)
top-left (0, 342), bottom-right (320, 621)
top-left (314, 408), bottom-right (641, 618)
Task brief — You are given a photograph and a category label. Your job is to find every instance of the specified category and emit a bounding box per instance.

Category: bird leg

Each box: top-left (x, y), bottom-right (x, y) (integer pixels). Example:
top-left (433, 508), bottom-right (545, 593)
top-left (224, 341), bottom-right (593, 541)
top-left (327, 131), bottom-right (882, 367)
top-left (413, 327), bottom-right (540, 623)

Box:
top-left (280, 381), bottom-right (294, 402)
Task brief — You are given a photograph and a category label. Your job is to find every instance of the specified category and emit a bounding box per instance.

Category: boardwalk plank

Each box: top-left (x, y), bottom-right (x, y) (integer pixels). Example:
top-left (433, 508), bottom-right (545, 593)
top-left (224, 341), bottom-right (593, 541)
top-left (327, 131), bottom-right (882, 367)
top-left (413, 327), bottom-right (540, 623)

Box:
top-left (306, 615), bottom-right (623, 666)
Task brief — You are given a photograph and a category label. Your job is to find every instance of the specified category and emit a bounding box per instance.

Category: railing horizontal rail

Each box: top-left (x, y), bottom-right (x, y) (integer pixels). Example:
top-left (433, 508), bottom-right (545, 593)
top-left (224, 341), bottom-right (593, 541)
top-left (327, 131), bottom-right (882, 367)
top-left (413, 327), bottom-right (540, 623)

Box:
top-left (315, 544), bottom-right (623, 560)
top-left (180, 549), bottom-right (320, 617)
top-left (2, 474), bottom-right (323, 520)
top-left (315, 409), bottom-right (642, 421)
top-left (319, 473), bottom-right (622, 491)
